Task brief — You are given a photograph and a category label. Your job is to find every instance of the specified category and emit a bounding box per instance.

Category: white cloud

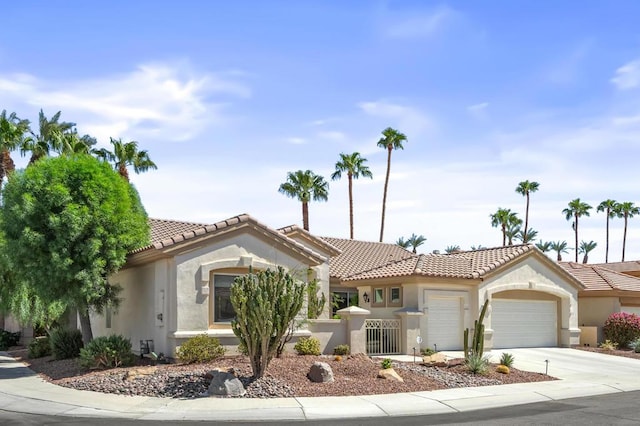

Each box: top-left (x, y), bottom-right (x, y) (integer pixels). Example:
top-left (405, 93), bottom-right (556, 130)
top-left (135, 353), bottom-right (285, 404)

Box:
top-left (467, 102), bottom-right (489, 120)
top-left (358, 100), bottom-right (434, 137)
top-left (286, 137), bottom-right (306, 145)
top-left (384, 6), bottom-right (454, 39)
top-left (611, 59), bottom-right (640, 90)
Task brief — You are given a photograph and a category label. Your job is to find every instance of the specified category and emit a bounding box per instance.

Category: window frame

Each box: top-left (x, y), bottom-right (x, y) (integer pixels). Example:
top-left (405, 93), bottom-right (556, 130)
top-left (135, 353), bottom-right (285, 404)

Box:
top-left (388, 286), bottom-right (402, 307)
top-left (371, 287), bottom-right (385, 307)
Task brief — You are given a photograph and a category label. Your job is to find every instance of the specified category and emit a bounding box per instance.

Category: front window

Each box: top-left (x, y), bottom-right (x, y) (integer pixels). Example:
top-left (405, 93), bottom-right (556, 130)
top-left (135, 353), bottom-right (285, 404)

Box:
top-left (373, 288), bottom-right (384, 305)
top-left (214, 274), bottom-right (238, 322)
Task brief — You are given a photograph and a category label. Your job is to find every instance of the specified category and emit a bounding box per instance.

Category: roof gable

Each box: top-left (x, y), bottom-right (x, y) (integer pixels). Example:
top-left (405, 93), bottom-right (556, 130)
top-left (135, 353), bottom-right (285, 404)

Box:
top-left (560, 262), bottom-right (640, 292)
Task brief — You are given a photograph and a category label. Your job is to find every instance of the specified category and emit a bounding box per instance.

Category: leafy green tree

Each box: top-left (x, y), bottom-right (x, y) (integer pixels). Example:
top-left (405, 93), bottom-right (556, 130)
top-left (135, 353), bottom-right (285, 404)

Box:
top-left (331, 152), bottom-right (372, 239)
top-left (21, 110), bottom-right (75, 165)
top-left (490, 208), bottom-right (521, 246)
top-left (230, 267), bottom-right (305, 378)
top-left (407, 233), bottom-right (426, 254)
top-left (614, 202), bottom-right (640, 262)
top-left (550, 240), bottom-right (570, 261)
top-left (396, 237), bottom-right (410, 249)
top-left (563, 198), bottom-right (592, 262)
top-left (0, 110), bottom-right (30, 189)
top-left (278, 170), bottom-right (329, 232)
top-left (515, 180), bottom-right (540, 242)
top-left (94, 137), bottom-right (157, 181)
top-left (377, 127), bottom-right (407, 242)
top-left (0, 155), bottom-right (149, 343)
top-left (597, 200), bottom-right (619, 263)
top-left (579, 240), bottom-right (597, 264)
top-left (535, 241), bottom-right (552, 253)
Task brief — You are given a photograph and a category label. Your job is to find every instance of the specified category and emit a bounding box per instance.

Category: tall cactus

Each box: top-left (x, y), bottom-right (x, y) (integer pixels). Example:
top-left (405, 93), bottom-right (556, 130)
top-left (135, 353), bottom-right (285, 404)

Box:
top-left (464, 299), bottom-right (489, 360)
top-left (231, 266), bottom-right (305, 378)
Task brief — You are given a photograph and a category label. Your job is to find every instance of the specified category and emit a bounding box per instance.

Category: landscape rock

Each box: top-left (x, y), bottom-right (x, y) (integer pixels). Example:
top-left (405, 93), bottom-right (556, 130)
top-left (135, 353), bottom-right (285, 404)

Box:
top-left (307, 362), bottom-right (334, 383)
top-left (377, 367), bottom-right (404, 382)
top-left (422, 353), bottom-right (448, 367)
top-left (207, 370), bottom-right (246, 397)
top-left (123, 366), bottom-right (158, 381)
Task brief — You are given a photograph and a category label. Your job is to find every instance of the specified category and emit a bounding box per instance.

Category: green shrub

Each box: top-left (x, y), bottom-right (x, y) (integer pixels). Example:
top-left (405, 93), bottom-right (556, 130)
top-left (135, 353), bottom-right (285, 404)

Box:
top-left (381, 358), bottom-right (393, 369)
top-left (465, 353), bottom-right (490, 375)
top-left (603, 312), bottom-right (640, 347)
top-left (28, 337), bottom-right (51, 358)
top-left (176, 335), bottom-right (225, 364)
top-left (294, 337), bottom-right (321, 355)
top-left (50, 328), bottom-right (83, 360)
top-left (499, 352), bottom-right (515, 368)
top-left (333, 344), bottom-right (350, 356)
top-left (79, 335), bottom-right (135, 369)
top-left (629, 338), bottom-right (640, 353)
top-left (0, 329), bottom-right (20, 350)
top-left (421, 347), bottom-right (436, 356)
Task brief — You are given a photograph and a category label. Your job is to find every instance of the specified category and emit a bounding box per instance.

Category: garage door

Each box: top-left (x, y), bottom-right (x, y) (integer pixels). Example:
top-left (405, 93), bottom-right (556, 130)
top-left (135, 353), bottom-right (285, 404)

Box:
top-left (492, 299), bottom-right (557, 348)
top-left (427, 297), bottom-right (463, 350)
top-left (622, 306), bottom-right (640, 316)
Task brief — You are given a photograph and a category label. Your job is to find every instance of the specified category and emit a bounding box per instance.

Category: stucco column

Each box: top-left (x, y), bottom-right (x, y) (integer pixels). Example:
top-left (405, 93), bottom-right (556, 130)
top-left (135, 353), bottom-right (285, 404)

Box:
top-left (337, 306), bottom-right (370, 354)
top-left (395, 309), bottom-right (424, 355)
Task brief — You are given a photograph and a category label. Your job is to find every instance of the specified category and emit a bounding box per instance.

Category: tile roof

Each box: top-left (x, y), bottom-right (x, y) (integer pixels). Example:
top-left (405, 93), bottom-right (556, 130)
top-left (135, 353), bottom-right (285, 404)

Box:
top-left (590, 260), bottom-right (640, 275)
top-left (278, 225), bottom-right (342, 257)
top-left (559, 262), bottom-right (640, 292)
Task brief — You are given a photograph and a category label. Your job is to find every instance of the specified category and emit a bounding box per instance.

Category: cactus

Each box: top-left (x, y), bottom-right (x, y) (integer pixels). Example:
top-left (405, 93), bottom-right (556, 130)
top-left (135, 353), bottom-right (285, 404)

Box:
top-left (464, 299), bottom-right (489, 360)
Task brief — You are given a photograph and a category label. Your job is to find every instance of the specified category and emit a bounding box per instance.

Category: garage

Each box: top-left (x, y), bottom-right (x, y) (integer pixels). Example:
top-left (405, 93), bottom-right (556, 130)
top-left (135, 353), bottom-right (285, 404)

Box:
top-left (427, 296), bottom-right (463, 350)
top-left (492, 299), bottom-right (558, 348)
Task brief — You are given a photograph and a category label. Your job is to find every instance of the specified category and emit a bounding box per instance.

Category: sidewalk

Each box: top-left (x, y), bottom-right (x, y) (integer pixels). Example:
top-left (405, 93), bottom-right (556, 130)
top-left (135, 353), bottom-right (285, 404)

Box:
top-left (1, 348), bottom-right (639, 421)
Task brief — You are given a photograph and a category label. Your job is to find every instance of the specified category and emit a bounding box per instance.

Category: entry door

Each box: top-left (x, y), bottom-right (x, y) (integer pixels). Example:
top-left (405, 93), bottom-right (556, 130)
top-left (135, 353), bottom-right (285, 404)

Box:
top-left (427, 296), bottom-right (463, 350)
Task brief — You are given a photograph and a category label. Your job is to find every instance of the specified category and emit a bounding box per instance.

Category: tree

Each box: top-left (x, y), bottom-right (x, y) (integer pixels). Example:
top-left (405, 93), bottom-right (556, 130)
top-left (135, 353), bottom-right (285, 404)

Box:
top-left (94, 137), bottom-right (157, 181)
top-left (490, 208), bottom-right (521, 246)
top-left (396, 237), bottom-right (410, 249)
top-left (614, 202), bottom-right (640, 262)
top-left (470, 244), bottom-right (485, 250)
top-left (563, 198), bottom-right (592, 262)
top-left (377, 127), bottom-right (407, 242)
top-left (579, 240), bottom-right (598, 264)
top-left (331, 152), bottom-right (372, 239)
top-left (0, 110), bottom-right (30, 189)
top-left (21, 110), bottom-right (75, 165)
top-left (0, 155), bottom-right (150, 343)
top-left (515, 180), bottom-right (540, 242)
top-left (278, 170), bottom-right (329, 232)
top-left (516, 227), bottom-right (537, 244)
top-left (230, 267), bottom-right (305, 378)
top-left (550, 240), bottom-right (570, 261)
top-left (597, 200), bottom-right (619, 263)
top-left (407, 233), bottom-right (426, 254)
top-left (535, 240), bottom-right (552, 253)
top-left (445, 245), bottom-right (461, 254)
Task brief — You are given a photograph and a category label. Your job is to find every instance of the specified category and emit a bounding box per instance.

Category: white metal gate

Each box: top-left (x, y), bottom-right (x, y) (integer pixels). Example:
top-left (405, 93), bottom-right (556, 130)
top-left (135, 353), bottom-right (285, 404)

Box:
top-left (365, 319), bottom-right (401, 355)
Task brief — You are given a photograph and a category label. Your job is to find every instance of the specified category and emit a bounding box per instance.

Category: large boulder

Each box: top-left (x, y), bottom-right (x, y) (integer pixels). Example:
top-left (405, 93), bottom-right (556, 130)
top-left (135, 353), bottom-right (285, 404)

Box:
top-left (422, 353), bottom-right (448, 367)
top-left (207, 369), bottom-right (246, 397)
top-left (307, 361), bottom-right (334, 383)
top-left (377, 368), bottom-right (404, 382)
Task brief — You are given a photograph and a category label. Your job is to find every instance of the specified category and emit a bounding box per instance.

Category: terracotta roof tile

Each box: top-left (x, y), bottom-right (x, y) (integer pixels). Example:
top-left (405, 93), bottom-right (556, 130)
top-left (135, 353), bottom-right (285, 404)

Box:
top-left (559, 262), bottom-right (640, 292)
top-left (590, 260), bottom-right (640, 275)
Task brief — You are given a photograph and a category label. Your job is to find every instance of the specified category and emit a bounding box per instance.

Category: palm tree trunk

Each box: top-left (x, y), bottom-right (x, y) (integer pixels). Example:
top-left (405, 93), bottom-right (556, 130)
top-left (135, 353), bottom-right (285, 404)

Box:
top-left (348, 173), bottom-right (354, 239)
top-left (557, 251), bottom-right (562, 262)
top-left (302, 201), bottom-right (309, 231)
top-left (379, 147), bottom-right (392, 242)
top-left (501, 224), bottom-right (506, 246)
top-left (524, 193), bottom-right (530, 241)
top-left (78, 307), bottom-right (94, 344)
top-left (623, 215), bottom-right (628, 262)
top-left (605, 211), bottom-right (610, 263)
top-left (574, 215), bottom-right (579, 263)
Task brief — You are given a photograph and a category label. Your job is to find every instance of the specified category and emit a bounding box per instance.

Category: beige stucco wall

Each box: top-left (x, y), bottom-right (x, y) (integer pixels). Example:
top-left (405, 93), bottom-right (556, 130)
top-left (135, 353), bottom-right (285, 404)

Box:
top-left (578, 296), bottom-right (620, 343)
top-left (307, 319), bottom-right (347, 354)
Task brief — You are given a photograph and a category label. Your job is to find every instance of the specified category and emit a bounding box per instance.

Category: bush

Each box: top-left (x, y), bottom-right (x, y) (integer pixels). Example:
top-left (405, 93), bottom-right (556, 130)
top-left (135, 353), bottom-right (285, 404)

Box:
top-left (79, 335), bottom-right (135, 369)
top-left (465, 353), bottom-right (490, 375)
top-left (496, 365), bottom-right (510, 374)
top-left (629, 338), bottom-right (640, 353)
top-left (28, 337), bottom-right (51, 358)
top-left (603, 312), bottom-right (640, 347)
top-left (381, 358), bottom-right (393, 369)
top-left (294, 337), bottom-right (321, 355)
top-left (176, 335), bottom-right (225, 364)
top-left (50, 328), bottom-right (83, 360)
top-left (0, 329), bottom-right (20, 350)
top-left (333, 344), bottom-right (350, 356)
top-left (599, 339), bottom-right (618, 351)
top-left (499, 352), bottom-right (514, 368)
top-left (421, 347), bottom-right (436, 356)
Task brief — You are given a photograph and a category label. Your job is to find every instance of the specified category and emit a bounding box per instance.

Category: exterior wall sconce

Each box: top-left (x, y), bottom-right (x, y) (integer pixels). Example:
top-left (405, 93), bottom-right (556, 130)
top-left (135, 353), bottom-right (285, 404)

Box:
top-left (363, 292), bottom-right (370, 303)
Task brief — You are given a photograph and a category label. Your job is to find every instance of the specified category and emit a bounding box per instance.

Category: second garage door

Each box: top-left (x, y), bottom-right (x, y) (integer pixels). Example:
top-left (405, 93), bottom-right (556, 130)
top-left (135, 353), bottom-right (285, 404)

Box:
top-left (427, 296), bottom-right (463, 350)
top-left (492, 299), bottom-right (557, 348)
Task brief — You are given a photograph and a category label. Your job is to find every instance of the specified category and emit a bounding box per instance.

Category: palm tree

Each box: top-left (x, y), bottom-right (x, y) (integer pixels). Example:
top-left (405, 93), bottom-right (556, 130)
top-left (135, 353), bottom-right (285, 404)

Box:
top-left (278, 170), bottom-right (329, 231)
top-left (94, 137), bottom-right (157, 181)
top-left (445, 245), bottom-right (461, 254)
top-left (535, 241), bottom-right (552, 253)
top-left (490, 208), bottom-right (521, 246)
top-left (563, 198), bottom-right (592, 262)
top-left (550, 240), bottom-right (570, 261)
top-left (0, 110), bottom-right (30, 189)
top-left (597, 199), bottom-right (619, 263)
top-left (407, 233), bottom-right (426, 254)
top-left (470, 244), bottom-right (485, 250)
top-left (515, 180), bottom-right (540, 242)
top-left (614, 202), bottom-right (640, 262)
top-left (578, 240), bottom-right (598, 264)
top-left (377, 127), bottom-right (407, 242)
top-left (22, 110), bottom-right (75, 164)
top-left (516, 227), bottom-right (538, 243)
top-left (331, 152), bottom-right (372, 239)
top-left (396, 237), bottom-right (410, 249)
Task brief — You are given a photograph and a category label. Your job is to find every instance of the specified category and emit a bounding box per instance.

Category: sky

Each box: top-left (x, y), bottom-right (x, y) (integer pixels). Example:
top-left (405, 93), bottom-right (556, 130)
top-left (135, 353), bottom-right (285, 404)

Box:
top-left (2, 1), bottom-right (640, 263)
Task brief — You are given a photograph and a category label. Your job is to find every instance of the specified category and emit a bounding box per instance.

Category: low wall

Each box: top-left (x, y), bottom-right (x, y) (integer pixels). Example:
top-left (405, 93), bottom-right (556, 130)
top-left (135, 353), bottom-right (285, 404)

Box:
top-left (307, 319), bottom-right (347, 354)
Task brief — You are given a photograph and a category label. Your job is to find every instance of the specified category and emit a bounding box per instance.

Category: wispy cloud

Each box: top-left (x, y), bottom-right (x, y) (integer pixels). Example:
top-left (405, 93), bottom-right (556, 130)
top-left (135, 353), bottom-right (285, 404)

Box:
top-left (286, 137), bottom-right (306, 145)
top-left (383, 6), bottom-right (454, 39)
top-left (358, 100), bottom-right (434, 136)
top-left (611, 59), bottom-right (640, 90)
top-left (467, 102), bottom-right (489, 120)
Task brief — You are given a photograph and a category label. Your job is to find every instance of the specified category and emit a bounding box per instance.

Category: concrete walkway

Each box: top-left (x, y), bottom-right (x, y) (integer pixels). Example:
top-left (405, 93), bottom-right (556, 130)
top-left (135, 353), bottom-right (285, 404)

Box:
top-left (1, 348), bottom-right (639, 421)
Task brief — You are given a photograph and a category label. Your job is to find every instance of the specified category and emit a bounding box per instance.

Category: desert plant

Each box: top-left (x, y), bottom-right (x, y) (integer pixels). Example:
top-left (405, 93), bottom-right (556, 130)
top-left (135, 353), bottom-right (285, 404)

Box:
top-left (28, 336), bottom-right (51, 358)
top-left (500, 352), bottom-right (515, 368)
top-left (294, 337), bottom-right (321, 355)
top-left (603, 312), bottom-right (640, 347)
top-left (79, 335), bottom-right (135, 369)
top-left (333, 344), bottom-right (350, 356)
top-left (49, 328), bottom-right (83, 360)
top-left (496, 364), bottom-right (510, 374)
top-left (231, 267), bottom-right (306, 378)
top-left (599, 339), bottom-right (618, 351)
top-left (176, 335), bottom-right (225, 364)
top-left (464, 299), bottom-right (489, 360)
top-left (421, 347), bottom-right (436, 356)
top-left (629, 338), bottom-right (640, 353)
top-left (381, 358), bottom-right (393, 369)
top-left (0, 329), bottom-right (20, 350)
top-left (465, 353), bottom-right (490, 375)
top-left (334, 355), bottom-right (343, 361)
top-left (307, 279), bottom-right (326, 319)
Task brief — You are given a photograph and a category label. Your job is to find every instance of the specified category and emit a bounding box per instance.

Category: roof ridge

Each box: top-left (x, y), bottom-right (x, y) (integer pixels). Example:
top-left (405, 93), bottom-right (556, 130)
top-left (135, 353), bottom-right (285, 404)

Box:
top-left (343, 255), bottom-right (419, 280)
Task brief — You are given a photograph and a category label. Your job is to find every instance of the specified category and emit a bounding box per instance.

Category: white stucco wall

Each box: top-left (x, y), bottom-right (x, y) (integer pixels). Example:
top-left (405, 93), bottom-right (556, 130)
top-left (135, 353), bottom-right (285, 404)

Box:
top-left (578, 296), bottom-right (620, 343)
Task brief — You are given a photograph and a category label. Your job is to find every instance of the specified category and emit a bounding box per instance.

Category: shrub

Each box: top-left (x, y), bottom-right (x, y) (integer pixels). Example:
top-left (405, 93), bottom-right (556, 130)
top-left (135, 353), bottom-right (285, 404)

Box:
top-left (381, 358), bottom-right (393, 369)
top-left (629, 338), bottom-right (640, 353)
top-left (50, 328), bottom-right (83, 360)
top-left (28, 336), bottom-right (51, 358)
top-left (176, 335), bottom-right (225, 364)
top-left (599, 339), bottom-right (618, 351)
top-left (465, 353), bottom-right (490, 375)
top-left (294, 337), bottom-right (321, 355)
top-left (496, 365), bottom-right (510, 374)
top-left (0, 329), bottom-right (20, 350)
top-left (333, 344), bottom-right (350, 356)
top-left (79, 335), bottom-right (135, 369)
top-left (421, 347), bottom-right (436, 356)
top-left (603, 312), bottom-right (640, 347)
top-left (500, 352), bottom-right (515, 368)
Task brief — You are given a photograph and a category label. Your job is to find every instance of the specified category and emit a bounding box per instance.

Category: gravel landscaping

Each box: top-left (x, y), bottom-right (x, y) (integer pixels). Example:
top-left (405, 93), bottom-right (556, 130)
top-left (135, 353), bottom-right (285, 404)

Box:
top-left (7, 349), bottom-right (554, 399)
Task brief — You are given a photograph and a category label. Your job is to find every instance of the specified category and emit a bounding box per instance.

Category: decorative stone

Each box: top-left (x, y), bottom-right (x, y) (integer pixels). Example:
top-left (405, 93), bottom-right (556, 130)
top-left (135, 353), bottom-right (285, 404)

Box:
top-left (307, 361), bottom-right (334, 383)
top-left (422, 353), bottom-right (448, 367)
top-left (377, 367), bottom-right (404, 382)
top-left (207, 370), bottom-right (246, 397)
top-left (123, 366), bottom-right (158, 381)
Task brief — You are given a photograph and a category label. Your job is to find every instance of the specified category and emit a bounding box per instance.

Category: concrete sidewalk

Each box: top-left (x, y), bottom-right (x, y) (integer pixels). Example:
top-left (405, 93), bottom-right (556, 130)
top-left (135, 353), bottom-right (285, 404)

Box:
top-left (1, 348), bottom-right (639, 421)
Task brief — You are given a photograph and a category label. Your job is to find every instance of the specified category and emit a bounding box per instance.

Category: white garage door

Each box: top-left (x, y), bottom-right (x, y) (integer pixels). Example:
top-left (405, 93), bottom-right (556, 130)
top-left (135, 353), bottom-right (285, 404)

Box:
top-left (622, 306), bottom-right (640, 316)
top-left (427, 297), bottom-right (463, 350)
top-left (492, 299), bottom-right (557, 348)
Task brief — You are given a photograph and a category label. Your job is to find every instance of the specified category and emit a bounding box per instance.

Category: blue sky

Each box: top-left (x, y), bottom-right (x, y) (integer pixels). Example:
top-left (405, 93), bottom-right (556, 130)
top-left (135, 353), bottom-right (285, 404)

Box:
top-left (3, 1), bottom-right (640, 262)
